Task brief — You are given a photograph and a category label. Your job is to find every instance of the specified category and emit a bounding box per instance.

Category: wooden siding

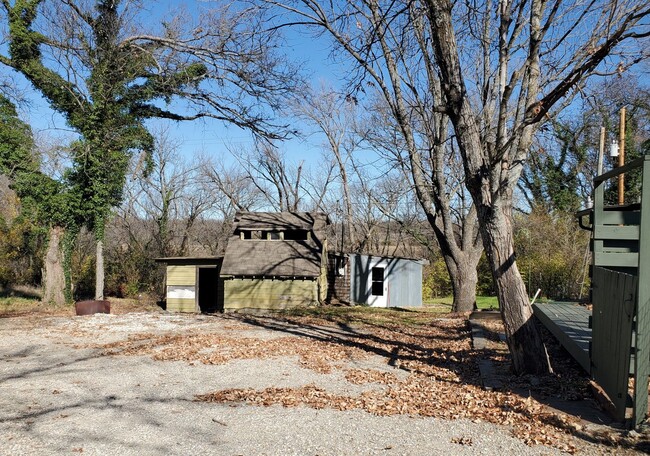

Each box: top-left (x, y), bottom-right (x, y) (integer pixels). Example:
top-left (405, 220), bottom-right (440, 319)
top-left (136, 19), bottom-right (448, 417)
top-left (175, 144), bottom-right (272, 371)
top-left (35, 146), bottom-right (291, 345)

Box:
top-left (167, 265), bottom-right (196, 286)
top-left (167, 297), bottom-right (197, 313)
top-left (318, 239), bottom-right (328, 303)
top-left (591, 268), bottom-right (637, 421)
top-left (223, 278), bottom-right (317, 311)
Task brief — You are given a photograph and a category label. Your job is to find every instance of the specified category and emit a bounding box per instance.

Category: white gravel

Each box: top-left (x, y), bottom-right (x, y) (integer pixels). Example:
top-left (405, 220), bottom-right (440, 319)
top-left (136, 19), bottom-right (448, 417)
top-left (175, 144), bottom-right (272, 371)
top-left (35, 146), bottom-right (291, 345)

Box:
top-left (0, 313), bottom-right (620, 455)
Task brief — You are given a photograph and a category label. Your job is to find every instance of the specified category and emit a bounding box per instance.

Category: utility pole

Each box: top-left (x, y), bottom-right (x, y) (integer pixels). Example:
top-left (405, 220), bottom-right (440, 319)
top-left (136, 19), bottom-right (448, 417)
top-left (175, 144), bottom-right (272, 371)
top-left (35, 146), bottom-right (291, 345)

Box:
top-left (618, 107), bottom-right (626, 206)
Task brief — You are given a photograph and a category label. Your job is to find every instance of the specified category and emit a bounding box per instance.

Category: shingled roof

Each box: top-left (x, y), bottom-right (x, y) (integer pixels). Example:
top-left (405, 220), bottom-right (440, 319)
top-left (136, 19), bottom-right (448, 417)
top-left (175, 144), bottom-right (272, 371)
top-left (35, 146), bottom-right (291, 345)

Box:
top-left (220, 211), bottom-right (330, 277)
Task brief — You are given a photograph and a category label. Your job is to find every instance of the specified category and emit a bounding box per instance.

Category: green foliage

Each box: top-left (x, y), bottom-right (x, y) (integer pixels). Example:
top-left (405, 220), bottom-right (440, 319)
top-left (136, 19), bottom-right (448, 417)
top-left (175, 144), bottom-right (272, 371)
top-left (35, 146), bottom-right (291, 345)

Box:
top-left (422, 259), bottom-right (453, 299)
top-left (3, 0), bottom-right (198, 241)
top-left (0, 95), bottom-right (34, 176)
top-left (514, 210), bottom-right (590, 300)
top-left (476, 254), bottom-right (496, 296)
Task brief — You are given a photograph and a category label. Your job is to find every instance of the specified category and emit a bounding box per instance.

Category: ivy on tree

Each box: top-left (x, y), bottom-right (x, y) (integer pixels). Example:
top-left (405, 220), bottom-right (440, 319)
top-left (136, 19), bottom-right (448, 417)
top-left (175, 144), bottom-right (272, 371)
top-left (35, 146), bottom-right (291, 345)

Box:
top-left (1, 0), bottom-right (297, 299)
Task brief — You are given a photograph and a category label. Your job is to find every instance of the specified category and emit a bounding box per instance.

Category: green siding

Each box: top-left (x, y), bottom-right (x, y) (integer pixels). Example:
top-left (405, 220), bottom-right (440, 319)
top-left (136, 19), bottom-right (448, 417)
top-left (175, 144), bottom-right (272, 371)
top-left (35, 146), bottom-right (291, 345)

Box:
top-left (634, 155), bottom-right (650, 427)
top-left (591, 267), bottom-right (637, 421)
top-left (167, 297), bottom-right (197, 312)
top-left (167, 265), bottom-right (196, 286)
top-left (224, 278), bottom-right (317, 311)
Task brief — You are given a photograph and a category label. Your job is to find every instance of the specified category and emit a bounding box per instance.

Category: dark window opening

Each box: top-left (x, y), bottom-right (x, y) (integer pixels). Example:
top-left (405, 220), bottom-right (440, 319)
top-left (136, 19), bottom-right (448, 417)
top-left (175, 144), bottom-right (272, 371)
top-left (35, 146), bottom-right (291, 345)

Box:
top-left (284, 230), bottom-right (308, 241)
top-left (268, 231), bottom-right (282, 240)
top-left (371, 267), bottom-right (384, 296)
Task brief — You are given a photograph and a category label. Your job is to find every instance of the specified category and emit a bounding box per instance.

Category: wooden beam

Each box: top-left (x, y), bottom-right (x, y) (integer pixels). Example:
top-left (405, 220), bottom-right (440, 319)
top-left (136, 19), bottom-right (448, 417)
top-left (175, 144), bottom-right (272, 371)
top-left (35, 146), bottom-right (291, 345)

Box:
top-left (595, 157), bottom-right (644, 184)
top-left (633, 155), bottom-right (650, 428)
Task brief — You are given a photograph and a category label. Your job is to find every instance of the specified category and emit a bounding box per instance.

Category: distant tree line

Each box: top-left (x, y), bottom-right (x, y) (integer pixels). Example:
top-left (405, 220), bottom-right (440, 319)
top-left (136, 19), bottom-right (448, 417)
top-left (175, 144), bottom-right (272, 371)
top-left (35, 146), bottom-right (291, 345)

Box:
top-left (1, 0), bottom-right (648, 375)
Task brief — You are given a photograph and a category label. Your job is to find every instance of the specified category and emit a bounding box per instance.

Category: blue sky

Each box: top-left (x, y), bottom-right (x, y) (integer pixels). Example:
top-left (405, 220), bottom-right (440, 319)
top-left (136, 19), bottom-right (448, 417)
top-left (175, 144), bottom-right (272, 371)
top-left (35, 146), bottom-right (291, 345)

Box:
top-left (4, 0), bottom-right (345, 172)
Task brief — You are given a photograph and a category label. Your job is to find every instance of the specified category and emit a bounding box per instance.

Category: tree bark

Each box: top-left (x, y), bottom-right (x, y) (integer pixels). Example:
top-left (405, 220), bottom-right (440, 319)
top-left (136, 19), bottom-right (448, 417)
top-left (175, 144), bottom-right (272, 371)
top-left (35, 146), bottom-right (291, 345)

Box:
top-left (42, 226), bottom-right (66, 306)
top-left (447, 256), bottom-right (479, 313)
top-left (95, 239), bottom-right (104, 300)
top-left (479, 199), bottom-right (550, 374)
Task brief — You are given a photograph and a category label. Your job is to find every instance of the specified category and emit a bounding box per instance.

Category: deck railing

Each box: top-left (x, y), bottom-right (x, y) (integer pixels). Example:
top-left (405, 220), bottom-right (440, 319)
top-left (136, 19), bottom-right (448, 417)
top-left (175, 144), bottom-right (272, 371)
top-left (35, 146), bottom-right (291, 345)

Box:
top-left (578, 154), bottom-right (650, 427)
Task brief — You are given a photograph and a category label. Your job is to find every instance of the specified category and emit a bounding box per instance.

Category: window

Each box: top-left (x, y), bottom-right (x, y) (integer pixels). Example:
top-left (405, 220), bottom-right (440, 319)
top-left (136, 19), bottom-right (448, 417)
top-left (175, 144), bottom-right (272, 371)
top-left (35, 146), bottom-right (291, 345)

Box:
top-left (371, 267), bottom-right (384, 296)
top-left (284, 230), bottom-right (309, 241)
top-left (268, 231), bottom-right (282, 240)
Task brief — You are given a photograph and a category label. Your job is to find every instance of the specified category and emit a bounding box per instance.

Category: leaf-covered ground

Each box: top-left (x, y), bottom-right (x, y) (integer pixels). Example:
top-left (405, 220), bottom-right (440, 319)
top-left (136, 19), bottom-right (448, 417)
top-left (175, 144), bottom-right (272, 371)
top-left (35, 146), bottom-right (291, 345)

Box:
top-left (82, 307), bottom-right (635, 454)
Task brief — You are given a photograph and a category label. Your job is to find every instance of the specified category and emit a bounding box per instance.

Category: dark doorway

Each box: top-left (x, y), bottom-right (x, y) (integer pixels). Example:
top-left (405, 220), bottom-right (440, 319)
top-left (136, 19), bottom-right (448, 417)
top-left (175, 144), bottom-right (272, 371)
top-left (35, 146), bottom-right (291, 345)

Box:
top-left (198, 267), bottom-right (221, 313)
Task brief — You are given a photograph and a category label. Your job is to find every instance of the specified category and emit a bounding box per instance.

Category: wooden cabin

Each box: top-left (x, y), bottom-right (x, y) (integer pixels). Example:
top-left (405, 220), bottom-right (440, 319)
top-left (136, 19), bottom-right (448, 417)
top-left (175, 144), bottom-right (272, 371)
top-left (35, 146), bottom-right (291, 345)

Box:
top-left (219, 211), bottom-right (330, 312)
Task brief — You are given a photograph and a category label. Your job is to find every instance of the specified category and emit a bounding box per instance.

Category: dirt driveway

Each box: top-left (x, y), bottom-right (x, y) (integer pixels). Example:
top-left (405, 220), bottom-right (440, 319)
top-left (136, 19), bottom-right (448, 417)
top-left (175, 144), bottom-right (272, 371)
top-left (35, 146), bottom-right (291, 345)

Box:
top-left (0, 311), bottom-right (637, 455)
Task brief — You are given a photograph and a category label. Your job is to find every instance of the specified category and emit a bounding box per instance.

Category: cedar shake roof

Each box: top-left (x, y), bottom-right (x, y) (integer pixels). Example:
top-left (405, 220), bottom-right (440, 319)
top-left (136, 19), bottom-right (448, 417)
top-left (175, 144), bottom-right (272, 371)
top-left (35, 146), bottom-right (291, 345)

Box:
top-left (221, 211), bottom-right (330, 277)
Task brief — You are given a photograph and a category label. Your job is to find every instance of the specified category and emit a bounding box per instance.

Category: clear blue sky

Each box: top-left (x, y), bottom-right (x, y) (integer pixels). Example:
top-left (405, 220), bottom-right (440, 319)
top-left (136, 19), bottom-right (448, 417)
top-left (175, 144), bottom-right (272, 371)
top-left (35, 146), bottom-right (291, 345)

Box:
top-left (5, 0), bottom-right (345, 170)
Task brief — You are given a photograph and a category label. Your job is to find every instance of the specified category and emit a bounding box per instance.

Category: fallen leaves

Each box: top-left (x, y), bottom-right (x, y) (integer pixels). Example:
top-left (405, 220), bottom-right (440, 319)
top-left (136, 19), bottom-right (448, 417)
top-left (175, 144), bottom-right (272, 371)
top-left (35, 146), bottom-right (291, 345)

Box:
top-left (86, 311), bottom-right (589, 453)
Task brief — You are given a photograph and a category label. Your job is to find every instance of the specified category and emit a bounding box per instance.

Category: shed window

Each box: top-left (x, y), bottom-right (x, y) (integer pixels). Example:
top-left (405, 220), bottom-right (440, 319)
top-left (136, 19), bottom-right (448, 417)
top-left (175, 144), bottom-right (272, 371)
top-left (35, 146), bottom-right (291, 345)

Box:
top-left (268, 231), bottom-right (282, 240)
top-left (284, 230), bottom-right (309, 241)
top-left (371, 267), bottom-right (384, 296)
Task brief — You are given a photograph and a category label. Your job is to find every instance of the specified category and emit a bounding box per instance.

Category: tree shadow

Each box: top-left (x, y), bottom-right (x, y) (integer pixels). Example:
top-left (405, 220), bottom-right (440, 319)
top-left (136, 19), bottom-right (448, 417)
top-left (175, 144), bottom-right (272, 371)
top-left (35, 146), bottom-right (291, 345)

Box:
top-left (235, 313), bottom-right (480, 385)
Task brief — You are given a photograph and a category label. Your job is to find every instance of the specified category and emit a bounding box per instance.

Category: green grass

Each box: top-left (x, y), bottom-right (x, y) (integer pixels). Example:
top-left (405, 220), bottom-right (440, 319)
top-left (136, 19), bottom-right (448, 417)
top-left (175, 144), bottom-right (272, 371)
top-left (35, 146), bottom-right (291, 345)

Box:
top-left (424, 295), bottom-right (499, 310)
top-left (0, 295), bottom-right (48, 315)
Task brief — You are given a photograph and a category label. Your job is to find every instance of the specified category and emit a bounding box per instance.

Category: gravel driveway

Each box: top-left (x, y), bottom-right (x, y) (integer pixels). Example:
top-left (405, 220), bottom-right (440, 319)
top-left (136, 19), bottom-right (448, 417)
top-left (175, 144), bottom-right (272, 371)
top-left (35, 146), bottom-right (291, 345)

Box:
top-left (0, 312), bottom-right (627, 455)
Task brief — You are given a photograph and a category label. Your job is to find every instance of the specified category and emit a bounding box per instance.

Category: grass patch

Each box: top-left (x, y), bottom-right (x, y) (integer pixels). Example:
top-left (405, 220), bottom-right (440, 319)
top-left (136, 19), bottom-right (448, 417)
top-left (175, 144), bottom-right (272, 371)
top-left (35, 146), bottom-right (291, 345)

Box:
top-left (424, 295), bottom-right (500, 310)
top-left (0, 296), bottom-right (72, 317)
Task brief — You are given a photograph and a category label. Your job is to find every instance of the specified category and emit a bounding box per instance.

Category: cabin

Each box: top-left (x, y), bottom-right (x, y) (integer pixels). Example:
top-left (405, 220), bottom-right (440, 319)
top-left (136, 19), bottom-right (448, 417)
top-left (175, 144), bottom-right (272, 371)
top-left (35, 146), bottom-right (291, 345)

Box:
top-left (219, 211), bottom-right (330, 312)
top-left (157, 211), bottom-right (426, 312)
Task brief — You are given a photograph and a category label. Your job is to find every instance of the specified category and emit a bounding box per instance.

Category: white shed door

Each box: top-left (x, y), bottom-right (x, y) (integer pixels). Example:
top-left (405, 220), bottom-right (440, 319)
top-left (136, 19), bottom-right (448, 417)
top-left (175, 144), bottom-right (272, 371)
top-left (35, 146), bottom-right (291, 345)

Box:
top-left (368, 265), bottom-right (388, 307)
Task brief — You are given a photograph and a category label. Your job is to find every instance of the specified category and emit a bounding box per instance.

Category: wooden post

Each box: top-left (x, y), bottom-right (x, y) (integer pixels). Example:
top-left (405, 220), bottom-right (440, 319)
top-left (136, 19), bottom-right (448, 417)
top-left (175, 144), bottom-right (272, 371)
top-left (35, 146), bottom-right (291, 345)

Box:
top-left (597, 127), bottom-right (605, 176)
top-left (634, 155), bottom-right (650, 428)
top-left (618, 108), bottom-right (626, 206)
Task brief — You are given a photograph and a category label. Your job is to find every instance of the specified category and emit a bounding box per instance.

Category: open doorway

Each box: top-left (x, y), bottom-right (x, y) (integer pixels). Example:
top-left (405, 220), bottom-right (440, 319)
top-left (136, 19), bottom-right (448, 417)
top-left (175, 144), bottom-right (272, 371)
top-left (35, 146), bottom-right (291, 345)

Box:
top-left (198, 267), bottom-right (221, 313)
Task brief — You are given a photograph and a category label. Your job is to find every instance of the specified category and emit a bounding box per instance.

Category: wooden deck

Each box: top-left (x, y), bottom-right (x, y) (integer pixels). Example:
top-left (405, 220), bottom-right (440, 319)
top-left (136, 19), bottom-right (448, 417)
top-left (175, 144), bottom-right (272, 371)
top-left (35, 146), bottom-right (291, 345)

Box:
top-left (533, 302), bottom-right (591, 373)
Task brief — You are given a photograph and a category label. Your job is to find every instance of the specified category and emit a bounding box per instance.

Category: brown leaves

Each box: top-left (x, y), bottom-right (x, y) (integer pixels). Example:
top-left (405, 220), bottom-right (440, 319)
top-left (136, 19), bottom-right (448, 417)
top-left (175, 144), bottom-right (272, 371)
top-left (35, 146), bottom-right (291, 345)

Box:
top-left (89, 312), bottom-right (586, 452)
top-left (93, 331), bottom-right (369, 373)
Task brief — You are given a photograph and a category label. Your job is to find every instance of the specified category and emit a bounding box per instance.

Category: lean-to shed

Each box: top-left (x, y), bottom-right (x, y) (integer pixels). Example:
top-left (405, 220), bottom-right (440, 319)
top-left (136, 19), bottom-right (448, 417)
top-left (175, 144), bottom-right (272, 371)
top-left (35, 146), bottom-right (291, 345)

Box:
top-left (220, 211), bottom-right (330, 312)
top-left (329, 253), bottom-right (425, 307)
top-left (155, 257), bottom-right (223, 313)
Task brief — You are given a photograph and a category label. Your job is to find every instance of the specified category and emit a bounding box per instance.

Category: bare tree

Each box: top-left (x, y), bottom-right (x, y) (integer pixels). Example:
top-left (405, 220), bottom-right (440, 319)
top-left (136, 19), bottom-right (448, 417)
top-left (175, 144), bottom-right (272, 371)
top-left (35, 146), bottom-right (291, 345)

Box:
top-left (0, 0), bottom-right (301, 301)
top-left (263, 0), bottom-right (649, 373)
top-left (267, 2), bottom-right (483, 312)
top-left (292, 85), bottom-right (361, 249)
top-left (119, 127), bottom-right (210, 258)
top-left (229, 143), bottom-right (305, 212)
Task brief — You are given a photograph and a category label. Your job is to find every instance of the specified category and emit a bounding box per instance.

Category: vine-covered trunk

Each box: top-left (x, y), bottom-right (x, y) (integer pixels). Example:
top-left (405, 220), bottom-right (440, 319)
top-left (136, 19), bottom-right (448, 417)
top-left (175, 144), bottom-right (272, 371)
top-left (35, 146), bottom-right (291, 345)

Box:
top-left (479, 201), bottom-right (551, 374)
top-left (43, 226), bottom-right (66, 306)
top-left (95, 239), bottom-right (104, 300)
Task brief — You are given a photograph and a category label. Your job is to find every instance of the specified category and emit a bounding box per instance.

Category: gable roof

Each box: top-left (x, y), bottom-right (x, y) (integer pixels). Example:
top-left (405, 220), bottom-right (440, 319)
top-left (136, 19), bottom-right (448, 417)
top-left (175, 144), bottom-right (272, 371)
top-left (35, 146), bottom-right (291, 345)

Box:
top-left (221, 211), bottom-right (330, 277)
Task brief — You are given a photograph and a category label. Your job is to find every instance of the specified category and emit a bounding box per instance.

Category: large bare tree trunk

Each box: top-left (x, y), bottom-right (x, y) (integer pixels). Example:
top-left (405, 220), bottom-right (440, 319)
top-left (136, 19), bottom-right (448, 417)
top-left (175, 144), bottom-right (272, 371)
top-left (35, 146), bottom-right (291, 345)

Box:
top-left (447, 255), bottom-right (479, 313)
top-left (479, 199), bottom-right (550, 374)
top-left (95, 239), bottom-right (104, 300)
top-left (42, 226), bottom-right (66, 306)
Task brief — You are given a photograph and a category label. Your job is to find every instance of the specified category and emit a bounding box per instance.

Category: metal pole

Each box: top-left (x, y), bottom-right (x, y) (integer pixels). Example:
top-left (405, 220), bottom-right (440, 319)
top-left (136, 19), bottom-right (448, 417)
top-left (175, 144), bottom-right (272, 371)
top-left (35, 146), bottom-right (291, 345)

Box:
top-left (618, 107), bottom-right (626, 206)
